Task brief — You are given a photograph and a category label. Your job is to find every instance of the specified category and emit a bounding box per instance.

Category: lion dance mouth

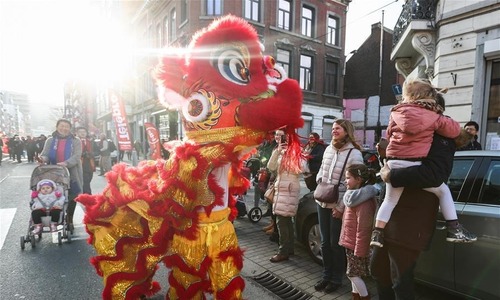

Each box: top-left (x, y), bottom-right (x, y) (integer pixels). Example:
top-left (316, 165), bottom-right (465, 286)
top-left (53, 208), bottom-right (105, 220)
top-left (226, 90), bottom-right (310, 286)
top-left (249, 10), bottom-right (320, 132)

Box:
top-left (77, 15), bottom-right (303, 300)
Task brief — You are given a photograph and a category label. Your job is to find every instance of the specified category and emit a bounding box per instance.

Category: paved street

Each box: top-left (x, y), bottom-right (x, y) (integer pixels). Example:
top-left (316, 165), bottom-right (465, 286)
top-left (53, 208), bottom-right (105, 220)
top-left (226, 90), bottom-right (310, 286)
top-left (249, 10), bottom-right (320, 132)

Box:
top-left (0, 157), bottom-right (455, 299)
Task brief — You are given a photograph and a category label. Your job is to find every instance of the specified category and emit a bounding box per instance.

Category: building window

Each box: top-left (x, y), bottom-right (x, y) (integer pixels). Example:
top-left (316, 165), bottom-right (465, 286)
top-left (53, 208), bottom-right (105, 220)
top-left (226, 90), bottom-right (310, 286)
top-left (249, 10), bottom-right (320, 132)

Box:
top-left (156, 23), bottom-right (162, 48)
top-left (181, 0), bottom-right (187, 22)
top-left (323, 118), bottom-right (334, 144)
top-left (327, 15), bottom-right (339, 45)
top-left (244, 0), bottom-right (260, 22)
top-left (301, 5), bottom-right (315, 37)
top-left (325, 60), bottom-right (339, 95)
top-left (276, 49), bottom-right (291, 77)
top-left (485, 60), bottom-right (500, 150)
top-left (163, 16), bottom-right (168, 46)
top-left (297, 115), bottom-right (312, 141)
top-left (278, 0), bottom-right (292, 31)
top-left (299, 54), bottom-right (313, 91)
top-left (169, 8), bottom-right (176, 42)
top-left (206, 0), bottom-right (222, 16)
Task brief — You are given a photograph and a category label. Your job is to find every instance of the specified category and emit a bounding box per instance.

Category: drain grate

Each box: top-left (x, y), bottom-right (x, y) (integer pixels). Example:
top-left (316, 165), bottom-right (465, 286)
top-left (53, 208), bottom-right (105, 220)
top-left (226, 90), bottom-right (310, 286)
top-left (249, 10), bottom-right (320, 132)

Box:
top-left (252, 271), bottom-right (312, 300)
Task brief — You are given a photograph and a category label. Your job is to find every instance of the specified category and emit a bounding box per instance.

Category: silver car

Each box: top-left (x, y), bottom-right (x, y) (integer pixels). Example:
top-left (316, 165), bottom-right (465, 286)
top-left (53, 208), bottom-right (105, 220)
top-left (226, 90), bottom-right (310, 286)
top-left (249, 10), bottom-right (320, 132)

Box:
top-left (295, 151), bottom-right (500, 299)
top-left (414, 151), bottom-right (500, 300)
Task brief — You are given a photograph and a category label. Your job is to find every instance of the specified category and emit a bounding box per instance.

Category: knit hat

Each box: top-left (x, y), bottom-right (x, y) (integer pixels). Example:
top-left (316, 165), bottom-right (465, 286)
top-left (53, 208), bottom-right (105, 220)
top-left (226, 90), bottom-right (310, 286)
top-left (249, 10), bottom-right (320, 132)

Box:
top-left (37, 179), bottom-right (56, 191)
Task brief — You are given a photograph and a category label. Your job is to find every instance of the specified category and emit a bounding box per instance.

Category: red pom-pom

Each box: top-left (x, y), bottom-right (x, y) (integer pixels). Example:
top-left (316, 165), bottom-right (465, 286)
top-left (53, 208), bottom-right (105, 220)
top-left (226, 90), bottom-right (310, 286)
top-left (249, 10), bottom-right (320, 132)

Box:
top-left (31, 191), bottom-right (38, 198)
top-left (55, 191), bottom-right (62, 197)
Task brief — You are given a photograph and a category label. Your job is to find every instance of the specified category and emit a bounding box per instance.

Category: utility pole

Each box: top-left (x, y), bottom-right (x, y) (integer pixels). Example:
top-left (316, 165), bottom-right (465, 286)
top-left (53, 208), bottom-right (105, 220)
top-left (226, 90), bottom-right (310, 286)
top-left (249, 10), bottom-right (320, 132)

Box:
top-left (376, 10), bottom-right (384, 143)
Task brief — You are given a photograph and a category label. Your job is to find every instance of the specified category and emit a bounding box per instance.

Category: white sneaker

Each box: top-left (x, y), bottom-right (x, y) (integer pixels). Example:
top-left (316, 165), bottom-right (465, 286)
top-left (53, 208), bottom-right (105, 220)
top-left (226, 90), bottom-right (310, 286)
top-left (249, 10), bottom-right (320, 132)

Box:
top-left (50, 223), bottom-right (58, 232)
top-left (32, 224), bottom-right (43, 235)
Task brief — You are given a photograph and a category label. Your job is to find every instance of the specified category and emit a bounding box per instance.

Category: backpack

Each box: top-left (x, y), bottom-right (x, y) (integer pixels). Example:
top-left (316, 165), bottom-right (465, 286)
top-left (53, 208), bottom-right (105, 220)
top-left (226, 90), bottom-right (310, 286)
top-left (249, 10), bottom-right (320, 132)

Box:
top-left (107, 140), bottom-right (117, 152)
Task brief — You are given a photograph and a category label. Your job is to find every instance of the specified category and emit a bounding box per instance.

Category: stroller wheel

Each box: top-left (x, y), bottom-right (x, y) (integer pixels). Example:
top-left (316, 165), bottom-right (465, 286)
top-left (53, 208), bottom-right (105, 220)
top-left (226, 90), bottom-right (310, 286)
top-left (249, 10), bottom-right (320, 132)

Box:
top-left (20, 236), bottom-right (25, 250)
top-left (248, 207), bottom-right (263, 223)
top-left (30, 235), bottom-right (36, 248)
top-left (57, 232), bottom-right (63, 245)
top-left (66, 233), bottom-right (72, 243)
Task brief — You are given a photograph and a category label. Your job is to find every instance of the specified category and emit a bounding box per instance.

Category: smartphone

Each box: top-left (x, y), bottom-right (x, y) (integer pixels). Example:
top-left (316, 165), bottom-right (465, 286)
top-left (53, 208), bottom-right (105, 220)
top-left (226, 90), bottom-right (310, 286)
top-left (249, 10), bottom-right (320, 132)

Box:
top-left (280, 134), bottom-right (287, 144)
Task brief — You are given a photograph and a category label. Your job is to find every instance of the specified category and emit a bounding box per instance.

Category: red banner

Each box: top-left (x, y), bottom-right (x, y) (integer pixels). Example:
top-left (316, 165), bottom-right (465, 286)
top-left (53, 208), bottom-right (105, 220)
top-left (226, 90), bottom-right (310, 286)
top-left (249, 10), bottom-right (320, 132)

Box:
top-left (145, 122), bottom-right (162, 160)
top-left (109, 90), bottom-right (133, 151)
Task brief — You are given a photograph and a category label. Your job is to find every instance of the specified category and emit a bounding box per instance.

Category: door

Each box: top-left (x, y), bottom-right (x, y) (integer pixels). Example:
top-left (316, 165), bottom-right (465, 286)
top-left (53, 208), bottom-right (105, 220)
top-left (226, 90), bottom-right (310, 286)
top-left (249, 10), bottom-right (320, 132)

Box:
top-left (454, 158), bottom-right (500, 300)
top-left (414, 157), bottom-right (478, 289)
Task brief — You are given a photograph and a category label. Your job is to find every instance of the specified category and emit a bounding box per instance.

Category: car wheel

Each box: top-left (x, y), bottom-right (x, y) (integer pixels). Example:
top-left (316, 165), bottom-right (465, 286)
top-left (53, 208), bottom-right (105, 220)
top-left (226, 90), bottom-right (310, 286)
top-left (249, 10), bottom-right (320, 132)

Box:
top-left (302, 217), bottom-right (322, 265)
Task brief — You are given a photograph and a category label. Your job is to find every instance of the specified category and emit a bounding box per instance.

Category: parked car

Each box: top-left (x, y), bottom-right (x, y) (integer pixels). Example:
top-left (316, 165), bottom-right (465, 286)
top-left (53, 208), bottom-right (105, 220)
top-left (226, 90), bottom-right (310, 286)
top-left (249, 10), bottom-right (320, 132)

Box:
top-left (361, 149), bottom-right (382, 172)
top-left (295, 151), bottom-right (500, 300)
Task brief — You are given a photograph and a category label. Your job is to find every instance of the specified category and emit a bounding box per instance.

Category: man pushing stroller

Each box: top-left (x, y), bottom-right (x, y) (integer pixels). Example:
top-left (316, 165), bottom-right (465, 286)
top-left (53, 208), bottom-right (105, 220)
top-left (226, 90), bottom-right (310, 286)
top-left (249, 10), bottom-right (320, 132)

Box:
top-left (30, 179), bottom-right (65, 234)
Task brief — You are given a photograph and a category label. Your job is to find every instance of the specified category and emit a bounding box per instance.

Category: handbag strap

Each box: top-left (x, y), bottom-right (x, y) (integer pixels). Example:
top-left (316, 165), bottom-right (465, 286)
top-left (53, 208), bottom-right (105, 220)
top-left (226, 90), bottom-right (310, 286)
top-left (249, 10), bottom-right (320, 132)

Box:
top-left (327, 148), bottom-right (354, 184)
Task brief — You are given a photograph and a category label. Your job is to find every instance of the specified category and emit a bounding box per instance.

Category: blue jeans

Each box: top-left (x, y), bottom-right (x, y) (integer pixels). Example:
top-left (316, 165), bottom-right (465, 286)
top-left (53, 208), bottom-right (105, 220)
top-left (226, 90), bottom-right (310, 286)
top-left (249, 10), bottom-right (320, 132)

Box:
top-left (317, 204), bottom-right (345, 284)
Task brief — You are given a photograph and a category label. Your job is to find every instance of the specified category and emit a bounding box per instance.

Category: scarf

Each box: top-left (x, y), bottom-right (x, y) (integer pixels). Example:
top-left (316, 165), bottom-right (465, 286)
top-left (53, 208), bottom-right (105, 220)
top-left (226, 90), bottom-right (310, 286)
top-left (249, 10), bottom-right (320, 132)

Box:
top-left (332, 138), bottom-right (348, 150)
top-left (48, 132), bottom-right (73, 165)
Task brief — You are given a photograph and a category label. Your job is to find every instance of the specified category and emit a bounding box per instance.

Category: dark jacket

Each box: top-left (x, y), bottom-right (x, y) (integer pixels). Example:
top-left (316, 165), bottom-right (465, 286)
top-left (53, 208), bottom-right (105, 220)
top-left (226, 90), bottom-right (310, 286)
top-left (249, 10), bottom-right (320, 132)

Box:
top-left (390, 134), bottom-right (454, 188)
top-left (457, 136), bottom-right (482, 151)
top-left (384, 188), bottom-right (439, 251)
top-left (307, 142), bottom-right (326, 173)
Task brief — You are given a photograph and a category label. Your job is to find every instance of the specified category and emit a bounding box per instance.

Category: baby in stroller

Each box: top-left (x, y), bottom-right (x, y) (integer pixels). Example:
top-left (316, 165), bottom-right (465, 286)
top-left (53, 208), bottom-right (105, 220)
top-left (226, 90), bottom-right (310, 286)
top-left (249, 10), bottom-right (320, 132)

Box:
top-left (30, 179), bottom-right (65, 234)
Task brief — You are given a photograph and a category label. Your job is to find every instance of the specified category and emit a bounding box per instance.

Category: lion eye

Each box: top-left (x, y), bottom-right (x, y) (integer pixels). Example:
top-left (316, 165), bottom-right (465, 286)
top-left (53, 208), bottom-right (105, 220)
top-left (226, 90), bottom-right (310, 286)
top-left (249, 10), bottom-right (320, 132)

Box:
top-left (212, 47), bottom-right (250, 85)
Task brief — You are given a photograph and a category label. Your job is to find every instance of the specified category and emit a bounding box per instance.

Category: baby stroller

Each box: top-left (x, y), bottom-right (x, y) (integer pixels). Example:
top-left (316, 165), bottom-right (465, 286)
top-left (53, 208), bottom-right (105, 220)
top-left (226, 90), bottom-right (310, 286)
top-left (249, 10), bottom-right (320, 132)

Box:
top-left (20, 165), bottom-right (72, 249)
top-left (233, 159), bottom-right (265, 223)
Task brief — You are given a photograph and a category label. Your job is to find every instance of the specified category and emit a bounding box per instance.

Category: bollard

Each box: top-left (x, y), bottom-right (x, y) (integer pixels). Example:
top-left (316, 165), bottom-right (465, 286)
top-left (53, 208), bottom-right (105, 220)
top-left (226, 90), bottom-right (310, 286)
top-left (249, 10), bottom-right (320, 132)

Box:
top-left (131, 150), bottom-right (138, 166)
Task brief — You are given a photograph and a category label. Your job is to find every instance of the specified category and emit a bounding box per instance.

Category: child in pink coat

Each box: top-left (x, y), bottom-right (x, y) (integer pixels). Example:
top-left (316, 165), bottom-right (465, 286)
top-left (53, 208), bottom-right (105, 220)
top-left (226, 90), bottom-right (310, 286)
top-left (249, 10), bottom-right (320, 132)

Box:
top-left (371, 78), bottom-right (476, 248)
top-left (340, 164), bottom-right (378, 300)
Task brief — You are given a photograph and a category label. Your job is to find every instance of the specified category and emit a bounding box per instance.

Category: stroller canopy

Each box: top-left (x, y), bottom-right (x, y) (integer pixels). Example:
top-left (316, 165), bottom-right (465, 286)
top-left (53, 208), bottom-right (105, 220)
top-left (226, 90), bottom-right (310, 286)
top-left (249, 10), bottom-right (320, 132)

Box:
top-left (30, 165), bottom-right (70, 191)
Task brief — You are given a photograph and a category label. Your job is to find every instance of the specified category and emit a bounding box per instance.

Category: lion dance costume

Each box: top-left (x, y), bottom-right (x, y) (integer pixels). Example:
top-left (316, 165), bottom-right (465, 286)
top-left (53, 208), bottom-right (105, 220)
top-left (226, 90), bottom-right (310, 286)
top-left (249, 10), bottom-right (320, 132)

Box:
top-left (77, 15), bottom-right (303, 299)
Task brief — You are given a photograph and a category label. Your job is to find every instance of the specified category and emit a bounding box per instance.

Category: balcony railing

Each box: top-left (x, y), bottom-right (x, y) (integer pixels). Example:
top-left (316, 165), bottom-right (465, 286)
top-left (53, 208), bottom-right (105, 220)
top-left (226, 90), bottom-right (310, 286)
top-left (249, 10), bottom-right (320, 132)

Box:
top-left (393, 0), bottom-right (436, 47)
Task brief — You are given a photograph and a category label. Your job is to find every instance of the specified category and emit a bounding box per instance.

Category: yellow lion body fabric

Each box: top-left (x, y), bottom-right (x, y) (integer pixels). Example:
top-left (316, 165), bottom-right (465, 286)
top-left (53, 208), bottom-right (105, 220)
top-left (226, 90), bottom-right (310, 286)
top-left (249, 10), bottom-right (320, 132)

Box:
top-left (77, 15), bottom-right (303, 299)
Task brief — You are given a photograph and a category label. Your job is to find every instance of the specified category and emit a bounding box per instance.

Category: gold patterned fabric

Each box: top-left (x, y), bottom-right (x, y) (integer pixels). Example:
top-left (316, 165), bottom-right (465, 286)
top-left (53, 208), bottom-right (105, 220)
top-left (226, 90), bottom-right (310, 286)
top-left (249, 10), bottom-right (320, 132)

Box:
top-left (166, 209), bottom-right (243, 299)
top-left (77, 127), bottom-right (263, 299)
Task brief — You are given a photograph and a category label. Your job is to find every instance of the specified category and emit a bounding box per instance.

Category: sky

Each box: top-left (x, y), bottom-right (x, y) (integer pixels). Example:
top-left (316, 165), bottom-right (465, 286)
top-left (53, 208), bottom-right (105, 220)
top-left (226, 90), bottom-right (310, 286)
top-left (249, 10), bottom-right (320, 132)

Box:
top-left (0, 0), bottom-right (402, 107)
top-left (345, 0), bottom-right (402, 54)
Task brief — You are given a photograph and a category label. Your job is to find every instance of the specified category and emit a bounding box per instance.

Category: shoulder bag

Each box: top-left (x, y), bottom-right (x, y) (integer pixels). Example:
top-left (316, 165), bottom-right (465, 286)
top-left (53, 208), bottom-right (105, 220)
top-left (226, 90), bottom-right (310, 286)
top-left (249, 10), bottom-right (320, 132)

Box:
top-left (264, 184), bottom-right (275, 204)
top-left (313, 148), bottom-right (353, 203)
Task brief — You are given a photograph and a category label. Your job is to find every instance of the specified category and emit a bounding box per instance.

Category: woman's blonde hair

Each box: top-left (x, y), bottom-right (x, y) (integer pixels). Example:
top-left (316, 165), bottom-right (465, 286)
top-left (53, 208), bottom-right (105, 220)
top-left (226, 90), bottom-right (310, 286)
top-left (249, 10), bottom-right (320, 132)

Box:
top-left (333, 119), bottom-right (362, 150)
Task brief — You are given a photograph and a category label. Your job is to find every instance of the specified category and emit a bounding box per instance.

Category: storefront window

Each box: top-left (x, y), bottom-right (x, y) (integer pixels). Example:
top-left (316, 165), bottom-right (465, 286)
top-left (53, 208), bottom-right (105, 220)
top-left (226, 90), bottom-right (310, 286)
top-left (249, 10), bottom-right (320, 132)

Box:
top-left (485, 60), bottom-right (500, 150)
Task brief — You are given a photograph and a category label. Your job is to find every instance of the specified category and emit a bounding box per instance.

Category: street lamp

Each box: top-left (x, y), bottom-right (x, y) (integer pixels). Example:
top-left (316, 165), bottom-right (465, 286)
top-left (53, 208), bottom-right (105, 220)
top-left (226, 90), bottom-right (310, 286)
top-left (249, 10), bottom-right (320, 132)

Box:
top-left (376, 10), bottom-right (385, 143)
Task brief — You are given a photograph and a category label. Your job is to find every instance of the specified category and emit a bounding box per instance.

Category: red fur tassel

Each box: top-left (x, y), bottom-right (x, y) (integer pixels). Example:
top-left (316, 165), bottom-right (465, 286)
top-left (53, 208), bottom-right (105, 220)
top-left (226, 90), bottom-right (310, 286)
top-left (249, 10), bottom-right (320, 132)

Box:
top-left (219, 247), bottom-right (245, 270)
top-left (216, 276), bottom-right (245, 300)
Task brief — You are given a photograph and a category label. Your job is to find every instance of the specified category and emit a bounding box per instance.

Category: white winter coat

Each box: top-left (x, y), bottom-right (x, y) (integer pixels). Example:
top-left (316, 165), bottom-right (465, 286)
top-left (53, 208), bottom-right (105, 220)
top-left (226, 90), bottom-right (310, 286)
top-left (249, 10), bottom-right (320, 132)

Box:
top-left (31, 192), bottom-right (66, 211)
top-left (267, 147), bottom-right (301, 217)
top-left (315, 142), bottom-right (363, 212)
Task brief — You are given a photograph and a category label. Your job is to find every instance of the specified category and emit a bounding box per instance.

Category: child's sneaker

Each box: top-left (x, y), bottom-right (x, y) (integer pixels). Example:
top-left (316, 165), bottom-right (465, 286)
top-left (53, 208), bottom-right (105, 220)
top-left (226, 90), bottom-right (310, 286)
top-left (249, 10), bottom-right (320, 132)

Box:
top-left (50, 223), bottom-right (58, 232)
top-left (446, 224), bottom-right (477, 243)
top-left (370, 229), bottom-right (384, 247)
top-left (32, 224), bottom-right (43, 235)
